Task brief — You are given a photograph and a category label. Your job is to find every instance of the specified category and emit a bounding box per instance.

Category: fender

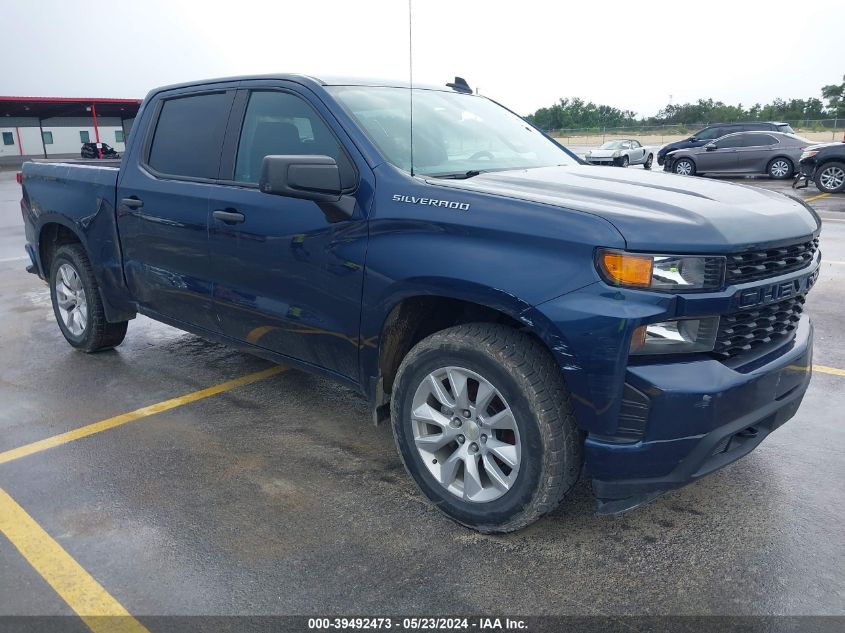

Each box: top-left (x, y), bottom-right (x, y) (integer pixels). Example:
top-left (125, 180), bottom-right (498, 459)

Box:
top-left (360, 278), bottom-right (538, 403)
top-left (32, 212), bottom-right (88, 278)
top-left (28, 197), bottom-right (136, 323)
top-left (358, 276), bottom-right (599, 416)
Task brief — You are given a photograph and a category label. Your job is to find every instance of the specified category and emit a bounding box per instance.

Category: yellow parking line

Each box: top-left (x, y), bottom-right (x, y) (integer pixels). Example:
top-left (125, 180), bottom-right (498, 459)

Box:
top-left (814, 364), bottom-right (845, 377)
top-left (0, 486), bottom-right (150, 633)
top-left (0, 365), bottom-right (286, 466)
top-left (804, 193), bottom-right (831, 202)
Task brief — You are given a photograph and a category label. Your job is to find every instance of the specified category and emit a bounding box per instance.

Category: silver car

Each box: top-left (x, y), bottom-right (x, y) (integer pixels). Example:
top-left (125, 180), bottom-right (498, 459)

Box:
top-left (664, 131), bottom-right (811, 179)
top-left (585, 139), bottom-right (655, 168)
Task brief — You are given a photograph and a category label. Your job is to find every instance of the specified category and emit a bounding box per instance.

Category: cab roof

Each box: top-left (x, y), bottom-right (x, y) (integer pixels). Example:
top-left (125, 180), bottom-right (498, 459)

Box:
top-left (150, 74), bottom-right (454, 97)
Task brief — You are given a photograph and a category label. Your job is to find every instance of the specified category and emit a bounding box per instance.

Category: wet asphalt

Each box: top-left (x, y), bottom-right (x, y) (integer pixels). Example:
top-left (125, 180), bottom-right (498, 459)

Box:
top-left (0, 170), bottom-right (843, 621)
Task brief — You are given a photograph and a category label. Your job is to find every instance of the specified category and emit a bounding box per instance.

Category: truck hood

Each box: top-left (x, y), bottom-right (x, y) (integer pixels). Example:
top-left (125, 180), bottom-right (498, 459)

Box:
top-left (430, 165), bottom-right (820, 252)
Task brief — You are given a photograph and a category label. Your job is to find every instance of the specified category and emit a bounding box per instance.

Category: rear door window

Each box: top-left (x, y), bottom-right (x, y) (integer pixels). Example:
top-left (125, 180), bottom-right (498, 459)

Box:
top-left (147, 92), bottom-right (234, 179)
top-left (717, 134), bottom-right (746, 148)
top-left (696, 127), bottom-right (723, 140)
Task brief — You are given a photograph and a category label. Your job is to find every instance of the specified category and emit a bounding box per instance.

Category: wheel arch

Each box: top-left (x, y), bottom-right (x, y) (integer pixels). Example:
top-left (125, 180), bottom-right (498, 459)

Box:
top-left (367, 285), bottom-right (563, 421)
top-left (673, 155), bottom-right (696, 174)
top-left (36, 215), bottom-right (135, 323)
top-left (815, 158), bottom-right (845, 192)
top-left (37, 216), bottom-right (86, 281)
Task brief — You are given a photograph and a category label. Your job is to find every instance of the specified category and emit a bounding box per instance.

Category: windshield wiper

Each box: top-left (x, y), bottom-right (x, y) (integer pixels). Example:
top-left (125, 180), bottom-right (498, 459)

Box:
top-left (428, 169), bottom-right (484, 180)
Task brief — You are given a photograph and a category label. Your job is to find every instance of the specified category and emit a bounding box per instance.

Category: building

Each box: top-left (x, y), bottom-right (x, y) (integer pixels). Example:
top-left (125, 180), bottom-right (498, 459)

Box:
top-left (0, 96), bottom-right (142, 166)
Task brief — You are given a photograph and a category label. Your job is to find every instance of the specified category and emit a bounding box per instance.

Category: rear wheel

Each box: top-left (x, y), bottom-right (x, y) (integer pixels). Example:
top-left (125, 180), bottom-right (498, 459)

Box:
top-left (391, 323), bottom-right (582, 533)
top-left (767, 157), bottom-right (793, 179)
top-left (674, 158), bottom-right (696, 176)
top-left (644, 153), bottom-right (654, 170)
top-left (815, 161), bottom-right (845, 193)
top-left (49, 244), bottom-right (128, 352)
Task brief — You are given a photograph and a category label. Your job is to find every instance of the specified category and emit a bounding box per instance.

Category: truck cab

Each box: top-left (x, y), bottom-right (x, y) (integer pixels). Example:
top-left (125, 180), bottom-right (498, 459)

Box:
top-left (20, 75), bottom-right (820, 532)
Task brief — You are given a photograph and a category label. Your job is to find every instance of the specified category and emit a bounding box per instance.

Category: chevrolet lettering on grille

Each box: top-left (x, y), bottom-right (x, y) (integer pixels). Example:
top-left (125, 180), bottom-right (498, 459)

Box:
top-left (737, 268), bottom-right (819, 309)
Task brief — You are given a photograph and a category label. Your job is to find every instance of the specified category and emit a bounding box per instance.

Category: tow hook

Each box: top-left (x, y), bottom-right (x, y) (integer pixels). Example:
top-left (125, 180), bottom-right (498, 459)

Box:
top-left (737, 426), bottom-right (759, 439)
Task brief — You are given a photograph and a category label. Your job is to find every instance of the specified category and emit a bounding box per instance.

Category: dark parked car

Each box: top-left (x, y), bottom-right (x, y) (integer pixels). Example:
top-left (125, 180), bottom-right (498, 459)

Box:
top-left (657, 121), bottom-right (794, 166)
top-left (80, 142), bottom-right (120, 159)
top-left (664, 131), bottom-right (810, 179)
top-left (797, 141), bottom-right (845, 193)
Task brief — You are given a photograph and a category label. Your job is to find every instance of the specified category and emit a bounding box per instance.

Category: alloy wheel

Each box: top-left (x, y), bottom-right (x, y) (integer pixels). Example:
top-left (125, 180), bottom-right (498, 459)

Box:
top-left (410, 366), bottom-right (521, 503)
top-left (770, 160), bottom-right (790, 178)
top-left (55, 263), bottom-right (88, 336)
top-left (819, 165), bottom-right (845, 191)
top-left (675, 160), bottom-right (693, 176)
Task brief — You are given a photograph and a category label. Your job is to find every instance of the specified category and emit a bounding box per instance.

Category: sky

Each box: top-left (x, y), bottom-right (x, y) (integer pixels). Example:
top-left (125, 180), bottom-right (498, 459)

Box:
top-left (0, 0), bottom-right (842, 118)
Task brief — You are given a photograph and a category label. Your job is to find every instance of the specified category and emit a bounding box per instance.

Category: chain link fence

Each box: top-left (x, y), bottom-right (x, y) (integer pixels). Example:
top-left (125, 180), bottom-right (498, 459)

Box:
top-left (546, 119), bottom-right (844, 146)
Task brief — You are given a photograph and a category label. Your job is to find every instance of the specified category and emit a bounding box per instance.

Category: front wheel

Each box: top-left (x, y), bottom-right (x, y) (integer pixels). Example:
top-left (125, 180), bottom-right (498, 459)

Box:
top-left (616, 155), bottom-right (630, 168)
top-left (391, 324), bottom-right (582, 533)
top-left (674, 158), bottom-right (696, 176)
top-left (49, 244), bottom-right (128, 352)
top-left (768, 157), bottom-right (793, 179)
top-left (815, 161), bottom-right (845, 193)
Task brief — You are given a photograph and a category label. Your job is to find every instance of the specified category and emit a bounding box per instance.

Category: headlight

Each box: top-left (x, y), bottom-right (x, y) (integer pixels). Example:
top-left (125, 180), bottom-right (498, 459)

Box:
top-left (597, 250), bottom-right (725, 291)
top-left (613, 150), bottom-right (621, 157)
top-left (630, 317), bottom-right (719, 355)
top-left (800, 150), bottom-right (818, 161)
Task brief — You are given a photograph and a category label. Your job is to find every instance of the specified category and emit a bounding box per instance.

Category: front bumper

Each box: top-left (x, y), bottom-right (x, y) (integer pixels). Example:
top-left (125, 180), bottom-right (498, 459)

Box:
top-left (798, 158), bottom-right (817, 179)
top-left (529, 253), bottom-right (819, 515)
top-left (589, 315), bottom-right (813, 513)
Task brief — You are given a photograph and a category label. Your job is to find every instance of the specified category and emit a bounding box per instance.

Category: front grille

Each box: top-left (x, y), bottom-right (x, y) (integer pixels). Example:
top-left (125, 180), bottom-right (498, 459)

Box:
top-left (714, 295), bottom-right (805, 358)
top-left (725, 238), bottom-right (819, 285)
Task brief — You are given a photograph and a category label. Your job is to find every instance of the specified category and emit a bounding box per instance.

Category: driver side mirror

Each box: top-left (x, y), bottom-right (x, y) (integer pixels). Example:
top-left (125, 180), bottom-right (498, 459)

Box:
top-left (705, 143), bottom-right (717, 151)
top-left (260, 155), bottom-right (342, 200)
top-left (688, 136), bottom-right (697, 142)
top-left (259, 155), bottom-right (354, 221)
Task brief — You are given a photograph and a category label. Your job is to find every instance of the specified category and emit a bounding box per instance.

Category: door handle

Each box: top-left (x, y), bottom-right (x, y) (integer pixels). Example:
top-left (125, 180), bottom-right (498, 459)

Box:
top-left (213, 209), bottom-right (246, 224)
top-left (121, 197), bottom-right (144, 210)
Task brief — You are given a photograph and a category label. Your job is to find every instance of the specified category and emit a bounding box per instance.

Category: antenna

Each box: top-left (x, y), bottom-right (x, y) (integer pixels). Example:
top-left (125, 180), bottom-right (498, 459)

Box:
top-left (408, 0), bottom-right (414, 177)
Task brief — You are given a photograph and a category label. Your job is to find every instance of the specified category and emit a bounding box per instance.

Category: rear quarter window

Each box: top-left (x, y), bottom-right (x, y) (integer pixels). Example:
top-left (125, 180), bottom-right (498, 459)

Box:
top-left (147, 92), bottom-right (232, 179)
top-left (743, 133), bottom-right (778, 146)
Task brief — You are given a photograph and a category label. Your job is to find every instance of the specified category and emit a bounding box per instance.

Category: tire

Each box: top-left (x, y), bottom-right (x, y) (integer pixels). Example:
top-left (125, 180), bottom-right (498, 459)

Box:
top-left (815, 161), bottom-right (845, 193)
top-left (674, 158), bottom-right (696, 176)
top-left (49, 244), bottom-right (128, 352)
top-left (390, 323), bottom-right (582, 532)
top-left (644, 153), bottom-right (653, 170)
top-left (616, 156), bottom-right (630, 168)
top-left (767, 157), bottom-right (793, 180)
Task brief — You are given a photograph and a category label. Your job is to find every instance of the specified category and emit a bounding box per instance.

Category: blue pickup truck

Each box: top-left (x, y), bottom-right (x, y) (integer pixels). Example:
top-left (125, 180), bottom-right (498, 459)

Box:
top-left (20, 75), bottom-right (821, 532)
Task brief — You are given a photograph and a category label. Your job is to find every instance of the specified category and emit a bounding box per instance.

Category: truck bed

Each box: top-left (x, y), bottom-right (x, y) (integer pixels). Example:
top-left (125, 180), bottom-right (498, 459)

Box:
top-left (21, 160), bottom-right (126, 318)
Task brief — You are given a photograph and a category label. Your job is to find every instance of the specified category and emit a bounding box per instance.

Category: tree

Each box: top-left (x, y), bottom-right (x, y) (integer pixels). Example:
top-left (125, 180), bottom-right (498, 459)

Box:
top-left (525, 76), bottom-right (845, 130)
top-left (821, 75), bottom-right (845, 118)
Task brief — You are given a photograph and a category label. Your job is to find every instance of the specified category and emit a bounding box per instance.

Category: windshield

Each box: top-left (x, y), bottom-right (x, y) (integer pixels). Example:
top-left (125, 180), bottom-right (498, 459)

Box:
top-left (599, 141), bottom-right (626, 149)
top-left (327, 86), bottom-right (577, 177)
